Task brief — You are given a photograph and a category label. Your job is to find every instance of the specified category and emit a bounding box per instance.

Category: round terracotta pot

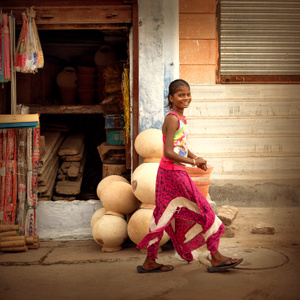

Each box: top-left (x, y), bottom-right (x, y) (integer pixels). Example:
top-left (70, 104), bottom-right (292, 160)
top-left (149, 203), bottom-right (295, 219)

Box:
top-left (191, 177), bottom-right (211, 198)
top-left (77, 73), bottom-right (96, 89)
top-left (131, 162), bottom-right (160, 205)
top-left (134, 128), bottom-right (163, 161)
top-left (59, 87), bottom-right (76, 105)
top-left (94, 44), bottom-right (116, 66)
top-left (186, 166), bottom-right (214, 179)
top-left (77, 65), bottom-right (97, 74)
top-left (92, 213), bottom-right (128, 252)
top-left (127, 206), bottom-right (170, 249)
top-left (78, 88), bottom-right (96, 105)
top-left (56, 67), bottom-right (77, 88)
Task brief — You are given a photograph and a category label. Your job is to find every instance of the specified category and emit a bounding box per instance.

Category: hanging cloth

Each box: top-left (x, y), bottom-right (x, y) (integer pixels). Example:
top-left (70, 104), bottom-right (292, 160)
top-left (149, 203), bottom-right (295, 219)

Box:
top-left (0, 13), bottom-right (4, 82)
top-left (2, 13), bottom-right (11, 80)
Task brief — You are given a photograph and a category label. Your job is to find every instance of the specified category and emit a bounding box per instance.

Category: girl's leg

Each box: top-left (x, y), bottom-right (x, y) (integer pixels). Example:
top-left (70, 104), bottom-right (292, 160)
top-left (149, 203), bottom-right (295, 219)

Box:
top-left (142, 242), bottom-right (173, 271)
top-left (142, 255), bottom-right (173, 271)
top-left (211, 250), bottom-right (241, 266)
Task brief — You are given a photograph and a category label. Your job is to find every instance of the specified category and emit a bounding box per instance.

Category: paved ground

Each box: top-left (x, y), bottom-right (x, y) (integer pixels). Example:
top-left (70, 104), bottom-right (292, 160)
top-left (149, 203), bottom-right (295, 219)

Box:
top-left (0, 207), bottom-right (300, 300)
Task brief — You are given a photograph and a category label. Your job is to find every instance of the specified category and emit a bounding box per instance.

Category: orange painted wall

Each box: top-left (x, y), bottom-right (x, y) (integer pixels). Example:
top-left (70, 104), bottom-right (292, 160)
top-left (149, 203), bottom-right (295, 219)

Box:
top-left (179, 0), bottom-right (217, 84)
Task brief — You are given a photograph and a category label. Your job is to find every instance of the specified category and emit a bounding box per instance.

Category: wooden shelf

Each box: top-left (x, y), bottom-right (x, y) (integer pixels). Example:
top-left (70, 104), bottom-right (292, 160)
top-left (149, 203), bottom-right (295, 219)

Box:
top-left (27, 104), bottom-right (104, 114)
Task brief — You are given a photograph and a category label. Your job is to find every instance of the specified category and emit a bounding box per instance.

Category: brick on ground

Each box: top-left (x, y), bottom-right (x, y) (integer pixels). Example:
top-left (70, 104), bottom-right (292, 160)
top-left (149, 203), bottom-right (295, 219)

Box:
top-left (217, 205), bottom-right (239, 226)
top-left (252, 224), bottom-right (275, 235)
top-left (223, 225), bottom-right (235, 238)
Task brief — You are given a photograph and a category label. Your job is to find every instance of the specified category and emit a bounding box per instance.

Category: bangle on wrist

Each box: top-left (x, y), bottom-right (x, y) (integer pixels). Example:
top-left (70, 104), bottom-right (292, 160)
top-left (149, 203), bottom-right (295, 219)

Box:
top-left (192, 159), bottom-right (196, 166)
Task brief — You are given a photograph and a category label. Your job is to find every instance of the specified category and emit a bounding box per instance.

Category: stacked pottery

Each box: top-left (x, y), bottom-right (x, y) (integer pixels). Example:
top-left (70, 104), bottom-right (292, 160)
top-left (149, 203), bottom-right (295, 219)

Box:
top-left (56, 67), bottom-right (77, 105)
top-left (128, 129), bottom-right (170, 252)
top-left (77, 65), bottom-right (97, 105)
top-left (186, 166), bottom-right (214, 198)
top-left (92, 175), bottom-right (139, 252)
top-left (94, 44), bottom-right (117, 103)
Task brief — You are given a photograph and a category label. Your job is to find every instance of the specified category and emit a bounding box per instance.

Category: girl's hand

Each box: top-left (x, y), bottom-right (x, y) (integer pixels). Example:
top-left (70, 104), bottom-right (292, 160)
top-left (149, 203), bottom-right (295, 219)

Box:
top-left (195, 157), bottom-right (207, 171)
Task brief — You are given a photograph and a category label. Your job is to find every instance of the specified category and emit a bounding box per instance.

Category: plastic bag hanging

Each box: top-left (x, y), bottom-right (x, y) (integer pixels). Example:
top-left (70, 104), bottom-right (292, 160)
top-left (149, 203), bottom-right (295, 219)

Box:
top-left (14, 7), bottom-right (44, 73)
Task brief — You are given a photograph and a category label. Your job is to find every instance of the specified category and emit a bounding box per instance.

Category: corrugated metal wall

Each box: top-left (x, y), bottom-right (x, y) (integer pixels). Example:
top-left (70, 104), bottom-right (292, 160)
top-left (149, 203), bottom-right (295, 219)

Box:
top-left (220, 0), bottom-right (300, 75)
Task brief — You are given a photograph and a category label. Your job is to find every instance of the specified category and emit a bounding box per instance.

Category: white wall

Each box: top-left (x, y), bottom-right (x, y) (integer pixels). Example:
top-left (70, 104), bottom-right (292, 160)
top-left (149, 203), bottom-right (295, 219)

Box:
top-left (187, 84), bottom-right (300, 206)
top-left (138, 0), bottom-right (179, 132)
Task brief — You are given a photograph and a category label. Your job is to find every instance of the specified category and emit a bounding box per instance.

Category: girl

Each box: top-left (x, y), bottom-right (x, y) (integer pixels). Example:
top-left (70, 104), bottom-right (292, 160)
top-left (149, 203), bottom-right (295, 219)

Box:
top-left (136, 79), bottom-right (243, 273)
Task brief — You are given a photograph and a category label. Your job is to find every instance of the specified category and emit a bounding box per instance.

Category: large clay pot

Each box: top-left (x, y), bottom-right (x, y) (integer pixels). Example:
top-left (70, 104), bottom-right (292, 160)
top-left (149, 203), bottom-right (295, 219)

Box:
top-left (78, 88), bottom-right (96, 105)
top-left (58, 87), bottom-right (77, 105)
top-left (131, 162), bottom-right (159, 205)
top-left (191, 177), bottom-right (211, 198)
top-left (186, 166), bottom-right (214, 179)
top-left (134, 129), bottom-right (163, 162)
top-left (56, 67), bottom-right (77, 88)
top-left (77, 73), bottom-right (96, 89)
top-left (90, 207), bottom-right (106, 230)
top-left (77, 65), bottom-right (96, 75)
top-left (56, 67), bottom-right (78, 104)
top-left (100, 181), bottom-right (139, 215)
top-left (94, 44), bottom-right (116, 66)
top-left (127, 205), bottom-right (170, 250)
top-left (97, 175), bottom-right (129, 201)
top-left (92, 213), bottom-right (128, 252)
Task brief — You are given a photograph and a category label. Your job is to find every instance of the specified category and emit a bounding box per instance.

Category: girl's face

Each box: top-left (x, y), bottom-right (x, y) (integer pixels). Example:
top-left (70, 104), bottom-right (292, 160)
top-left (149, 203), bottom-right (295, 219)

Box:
top-left (169, 86), bottom-right (192, 111)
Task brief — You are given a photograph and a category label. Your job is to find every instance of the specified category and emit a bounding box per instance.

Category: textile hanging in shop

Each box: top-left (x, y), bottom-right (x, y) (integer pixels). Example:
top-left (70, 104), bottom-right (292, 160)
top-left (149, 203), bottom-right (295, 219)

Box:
top-left (1, 12), bottom-right (11, 82)
top-left (15, 7), bottom-right (44, 73)
top-left (0, 14), bottom-right (3, 82)
top-left (0, 129), bottom-right (18, 225)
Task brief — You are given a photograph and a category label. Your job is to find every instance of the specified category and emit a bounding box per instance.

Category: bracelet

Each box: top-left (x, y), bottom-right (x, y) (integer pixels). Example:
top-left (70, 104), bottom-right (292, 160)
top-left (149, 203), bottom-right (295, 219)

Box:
top-left (192, 159), bottom-right (196, 166)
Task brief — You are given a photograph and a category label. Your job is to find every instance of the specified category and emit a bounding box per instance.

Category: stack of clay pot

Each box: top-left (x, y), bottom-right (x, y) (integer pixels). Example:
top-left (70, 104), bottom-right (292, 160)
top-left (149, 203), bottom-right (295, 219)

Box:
top-left (94, 44), bottom-right (116, 103)
top-left (128, 129), bottom-right (170, 252)
top-left (91, 175), bottom-right (139, 252)
top-left (56, 66), bottom-right (77, 105)
top-left (77, 65), bottom-right (97, 105)
top-left (186, 165), bottom-right (214, 198)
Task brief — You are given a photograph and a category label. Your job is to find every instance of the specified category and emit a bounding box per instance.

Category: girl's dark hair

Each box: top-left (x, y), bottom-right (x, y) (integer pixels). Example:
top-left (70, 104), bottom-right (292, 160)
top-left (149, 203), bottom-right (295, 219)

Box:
top-left (166, 79), bottom-right (190, 110)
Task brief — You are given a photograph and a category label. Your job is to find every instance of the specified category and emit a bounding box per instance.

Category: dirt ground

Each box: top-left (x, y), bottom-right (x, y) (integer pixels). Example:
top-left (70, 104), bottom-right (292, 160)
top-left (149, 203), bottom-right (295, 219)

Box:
top-left (0, 207), bottom-right (300, 300)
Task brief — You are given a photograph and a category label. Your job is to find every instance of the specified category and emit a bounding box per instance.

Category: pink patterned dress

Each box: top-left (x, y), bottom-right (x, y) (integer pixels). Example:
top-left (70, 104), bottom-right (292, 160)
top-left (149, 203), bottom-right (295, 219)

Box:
top-left (137, 111), bottom-right (225, 262)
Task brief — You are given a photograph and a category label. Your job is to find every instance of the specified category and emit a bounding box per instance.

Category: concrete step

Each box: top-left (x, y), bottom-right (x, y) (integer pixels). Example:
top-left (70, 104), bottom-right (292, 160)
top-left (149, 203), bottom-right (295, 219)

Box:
top-left (188, 135), bottom-right (300, 154)
top-left (188, 155), bottom-right (300, 176)
top-left (190, 84), bottom-right (300, 100)
top-left (188, 117), bottom-right (300, 135)
top-left (187, 99), bottom-right (300, 118)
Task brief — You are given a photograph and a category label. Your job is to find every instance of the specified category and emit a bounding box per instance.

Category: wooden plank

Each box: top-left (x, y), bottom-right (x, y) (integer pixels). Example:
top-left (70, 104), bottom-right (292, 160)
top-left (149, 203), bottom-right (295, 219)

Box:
top-left (28, 104), bottom-right (103, 114)
top-left (38, 157), bottom-right (59, 186)
top-left (39, 170), bottom-right (56, 198)
top-left (38, 135), bottom-right (64, 175)
top-left (39, 131), bottom-right (62, 167)
top-left (55, 152), bottom-right (86, 195)
top-left (58, 133), bottom-right (84, 156)
top-left (60, 144), bottom-right (84, 162)
top-left (8, 6), bottom-right (132, 25)
top-left (38, 161), bottom-right (58, 194)
top-left (0, 114), bottom-right (39, 124)
top-left (67, 162), bottom-right (81, 179)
